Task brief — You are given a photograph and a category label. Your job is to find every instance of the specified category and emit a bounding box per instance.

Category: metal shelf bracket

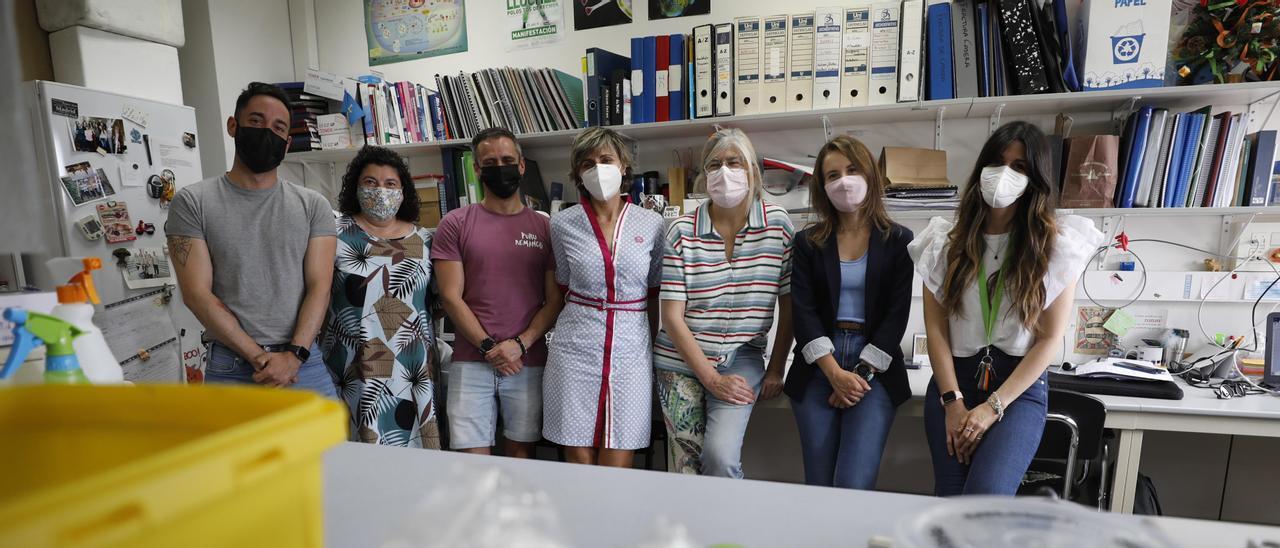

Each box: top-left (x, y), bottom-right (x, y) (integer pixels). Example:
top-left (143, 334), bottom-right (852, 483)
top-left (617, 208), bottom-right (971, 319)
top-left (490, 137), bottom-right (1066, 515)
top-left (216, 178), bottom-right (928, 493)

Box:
top-left (935, 107), bottom-right (946, 150)
top-left (989, 103), bottom-right (1005, 135)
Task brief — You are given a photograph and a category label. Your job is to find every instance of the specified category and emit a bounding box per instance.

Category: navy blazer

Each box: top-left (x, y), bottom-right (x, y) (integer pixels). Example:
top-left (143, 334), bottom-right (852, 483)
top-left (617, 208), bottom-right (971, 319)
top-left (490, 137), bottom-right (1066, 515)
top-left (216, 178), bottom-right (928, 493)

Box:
top-left (784, 223), bottom-right (915, 407)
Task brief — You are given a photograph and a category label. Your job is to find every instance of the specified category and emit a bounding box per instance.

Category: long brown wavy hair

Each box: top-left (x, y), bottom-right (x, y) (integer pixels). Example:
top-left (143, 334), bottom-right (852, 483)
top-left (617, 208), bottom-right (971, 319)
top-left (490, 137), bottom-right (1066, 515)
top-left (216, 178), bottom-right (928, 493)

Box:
top-left (940, 121), bottom-right (1058, 332)
top-left (807, 135), bottom-right (893, 246)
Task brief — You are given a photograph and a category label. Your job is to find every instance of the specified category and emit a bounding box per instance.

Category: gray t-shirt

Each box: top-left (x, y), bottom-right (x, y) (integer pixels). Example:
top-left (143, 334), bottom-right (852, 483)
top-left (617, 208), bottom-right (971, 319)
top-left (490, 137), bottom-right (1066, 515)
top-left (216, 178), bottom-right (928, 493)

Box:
top-left (165, 175), bottom-right (337, 345)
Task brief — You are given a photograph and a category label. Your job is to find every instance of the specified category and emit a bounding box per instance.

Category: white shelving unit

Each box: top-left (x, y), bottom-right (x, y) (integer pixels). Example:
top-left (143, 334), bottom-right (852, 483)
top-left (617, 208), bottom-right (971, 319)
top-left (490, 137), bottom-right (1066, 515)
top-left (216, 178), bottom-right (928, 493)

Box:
top-left (284, 81), bottom-right (1280, 166)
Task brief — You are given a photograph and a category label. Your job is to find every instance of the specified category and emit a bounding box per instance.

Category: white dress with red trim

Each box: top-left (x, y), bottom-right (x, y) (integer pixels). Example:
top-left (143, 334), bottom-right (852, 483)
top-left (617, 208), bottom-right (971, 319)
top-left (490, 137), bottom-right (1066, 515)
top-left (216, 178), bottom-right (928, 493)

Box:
top-left (543, 201), bottom-right (666, 450)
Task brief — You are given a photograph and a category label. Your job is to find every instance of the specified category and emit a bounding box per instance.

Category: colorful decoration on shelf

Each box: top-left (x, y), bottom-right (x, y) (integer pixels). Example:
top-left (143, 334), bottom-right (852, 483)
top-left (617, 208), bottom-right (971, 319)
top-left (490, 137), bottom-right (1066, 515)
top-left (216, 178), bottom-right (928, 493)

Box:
top-left (1171, 1), bottom-right (1280, 84)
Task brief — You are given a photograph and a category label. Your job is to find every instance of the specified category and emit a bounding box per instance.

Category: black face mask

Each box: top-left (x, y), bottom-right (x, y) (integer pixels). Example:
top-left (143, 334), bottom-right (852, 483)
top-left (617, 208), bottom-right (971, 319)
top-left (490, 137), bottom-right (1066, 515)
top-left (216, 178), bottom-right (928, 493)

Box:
top-left (234, 125), bottom-right (288, 174)
top-left (479, 164), bottom-right (522, 199)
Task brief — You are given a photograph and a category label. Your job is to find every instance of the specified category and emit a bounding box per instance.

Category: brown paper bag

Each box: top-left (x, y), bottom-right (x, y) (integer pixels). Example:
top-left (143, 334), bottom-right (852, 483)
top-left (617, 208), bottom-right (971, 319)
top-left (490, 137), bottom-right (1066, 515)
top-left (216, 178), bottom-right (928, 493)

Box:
top-left (1060, 135), bottom-right (1120, 208)
top-left (879, 147), bottom-right (950, 188)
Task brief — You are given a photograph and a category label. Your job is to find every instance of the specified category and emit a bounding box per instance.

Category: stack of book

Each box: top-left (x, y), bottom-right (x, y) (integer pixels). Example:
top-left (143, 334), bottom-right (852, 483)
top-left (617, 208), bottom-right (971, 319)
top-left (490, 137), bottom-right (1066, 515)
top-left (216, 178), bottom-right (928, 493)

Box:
top-left (434, 68), bottom-right (583, 140)
top-left (350, 79), bottom-right (444, 146)
top-left (277, 82), bottom-right (326, 152)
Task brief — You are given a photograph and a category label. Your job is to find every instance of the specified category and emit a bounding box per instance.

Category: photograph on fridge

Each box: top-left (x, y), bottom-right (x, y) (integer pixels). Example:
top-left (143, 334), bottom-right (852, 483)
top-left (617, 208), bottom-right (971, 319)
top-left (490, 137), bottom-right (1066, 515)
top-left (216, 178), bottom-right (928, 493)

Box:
top-left (69, 116), bottom-right (128, 154)
top-left (59, 162), bottom-right (118, 206)
top-left (121, 247), bottom-right (175, 289)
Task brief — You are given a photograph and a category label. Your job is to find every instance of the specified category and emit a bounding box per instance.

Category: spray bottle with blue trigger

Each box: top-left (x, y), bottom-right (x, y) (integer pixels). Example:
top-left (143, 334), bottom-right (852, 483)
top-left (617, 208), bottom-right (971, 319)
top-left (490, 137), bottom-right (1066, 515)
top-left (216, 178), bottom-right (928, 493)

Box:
top-left (0, 308), bottom-right (90, 384)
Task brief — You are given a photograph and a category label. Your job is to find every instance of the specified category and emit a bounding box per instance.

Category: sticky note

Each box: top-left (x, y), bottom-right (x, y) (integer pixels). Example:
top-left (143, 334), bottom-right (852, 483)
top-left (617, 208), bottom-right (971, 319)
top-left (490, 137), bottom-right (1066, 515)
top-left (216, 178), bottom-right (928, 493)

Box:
top-left (1103, 308), bottom-right (1135, 336)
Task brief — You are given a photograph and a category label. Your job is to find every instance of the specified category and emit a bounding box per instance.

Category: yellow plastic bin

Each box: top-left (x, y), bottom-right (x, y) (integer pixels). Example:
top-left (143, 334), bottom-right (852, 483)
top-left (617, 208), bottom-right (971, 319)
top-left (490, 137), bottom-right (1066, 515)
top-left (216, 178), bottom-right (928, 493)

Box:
top-left (0, 384), bottom-right (346, 547)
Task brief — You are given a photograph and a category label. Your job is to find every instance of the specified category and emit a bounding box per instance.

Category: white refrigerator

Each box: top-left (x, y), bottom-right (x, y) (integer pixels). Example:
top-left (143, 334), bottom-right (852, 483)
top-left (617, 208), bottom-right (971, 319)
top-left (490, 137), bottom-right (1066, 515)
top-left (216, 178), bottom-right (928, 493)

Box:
top-left (23, 80), bottom-right (206, 382)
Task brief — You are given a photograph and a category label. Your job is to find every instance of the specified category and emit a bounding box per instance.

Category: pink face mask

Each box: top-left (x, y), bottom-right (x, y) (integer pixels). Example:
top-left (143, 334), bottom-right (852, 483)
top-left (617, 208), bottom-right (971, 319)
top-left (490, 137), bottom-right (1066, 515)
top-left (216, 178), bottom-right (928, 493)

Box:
top-left (707, 166), bottom-right (750, 208)
top-left (825, 175), bottom-right (868, 213)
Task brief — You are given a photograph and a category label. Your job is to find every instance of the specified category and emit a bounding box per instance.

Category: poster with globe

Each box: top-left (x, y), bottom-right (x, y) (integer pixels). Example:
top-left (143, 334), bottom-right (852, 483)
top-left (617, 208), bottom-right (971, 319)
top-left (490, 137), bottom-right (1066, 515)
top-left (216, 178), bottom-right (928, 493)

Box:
top-left (649, 0), bottom-right (709, 20)
top-left (365, 0), bottom-right (467, 66)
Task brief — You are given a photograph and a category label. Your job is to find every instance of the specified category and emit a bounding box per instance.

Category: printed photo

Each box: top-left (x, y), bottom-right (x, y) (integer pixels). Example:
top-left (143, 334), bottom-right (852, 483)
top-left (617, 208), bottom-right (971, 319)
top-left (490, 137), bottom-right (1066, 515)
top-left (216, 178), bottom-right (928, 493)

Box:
top-left (574, 0), bottom-right (632, 30)
top-left (182, 132), bottom-right (197, 148)
top-left (649, 0), bottom-right (708, 20)
top-left (69, 116), bottom-right (128, 154)
top-left (912, 333), bottom-right (931, 367)
top-left (59, 164), bottom-right (118, 206)
top-left (121, 247), bottom-right (175, 289)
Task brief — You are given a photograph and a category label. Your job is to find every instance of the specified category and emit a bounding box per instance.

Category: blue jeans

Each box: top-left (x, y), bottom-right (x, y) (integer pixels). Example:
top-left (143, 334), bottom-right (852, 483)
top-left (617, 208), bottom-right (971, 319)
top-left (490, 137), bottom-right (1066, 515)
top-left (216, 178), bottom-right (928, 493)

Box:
top-left (790, 330), bottom-right (896, 489)
top-left (204, 341), bottom-right (337, 398)
top-left (446, 361), bottom-right (544, 450)
top-left (656, 345), bottom-right (766, 478)
top-left (923, 347), bottom-right (1048, 496)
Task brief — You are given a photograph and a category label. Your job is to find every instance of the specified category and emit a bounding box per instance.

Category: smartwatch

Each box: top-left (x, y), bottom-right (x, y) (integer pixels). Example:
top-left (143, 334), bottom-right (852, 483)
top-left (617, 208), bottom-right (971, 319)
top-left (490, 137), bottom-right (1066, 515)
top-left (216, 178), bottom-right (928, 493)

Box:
top-left (940, 390), bottom-right (964, 407)
top-left (852, 361), bottom-right (877, 382)
top-left (281, 344), bottom-right (310, 362)
top-left (479, 337), bottom-right (498, 354)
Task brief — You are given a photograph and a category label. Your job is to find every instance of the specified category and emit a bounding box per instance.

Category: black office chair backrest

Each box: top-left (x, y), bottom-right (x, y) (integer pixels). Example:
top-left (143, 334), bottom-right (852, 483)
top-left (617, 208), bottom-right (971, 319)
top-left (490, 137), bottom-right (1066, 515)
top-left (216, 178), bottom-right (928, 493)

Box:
top-left (1036, 389), bottom-right (1107, 458)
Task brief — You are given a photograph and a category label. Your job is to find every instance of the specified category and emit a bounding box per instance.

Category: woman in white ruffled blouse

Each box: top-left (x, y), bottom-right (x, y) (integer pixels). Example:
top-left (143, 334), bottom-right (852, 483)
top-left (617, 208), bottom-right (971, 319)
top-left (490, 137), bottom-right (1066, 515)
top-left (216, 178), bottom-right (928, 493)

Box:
top-left (907, 121), bottom-right (1106, 496)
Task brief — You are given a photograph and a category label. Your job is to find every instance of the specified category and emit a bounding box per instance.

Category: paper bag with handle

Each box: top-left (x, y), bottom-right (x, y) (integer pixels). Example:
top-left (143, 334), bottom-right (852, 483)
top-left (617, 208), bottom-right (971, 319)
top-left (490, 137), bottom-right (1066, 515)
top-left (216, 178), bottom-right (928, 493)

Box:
top-left (1059, 134), bottom-right (1120, 208)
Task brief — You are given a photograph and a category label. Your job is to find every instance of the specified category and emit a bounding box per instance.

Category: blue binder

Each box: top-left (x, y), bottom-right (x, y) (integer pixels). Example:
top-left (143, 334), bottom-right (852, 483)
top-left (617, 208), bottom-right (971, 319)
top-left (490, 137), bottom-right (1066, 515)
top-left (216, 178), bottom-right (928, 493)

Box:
top-left (927, 2), bottom-right (955, 101)
top-left (587, 47), bottom-right (630, 127)
top-left (630, 38), bottom-right (645, 124)
top-left (1117, 106), bottom-right (1153, 208)
top-left (1247, 130), bottom-right (1278, 206)
top-left (643, 36), bottom-right (657, 124)
top-left (1173, 114), bottom-right (1205, 207)
top-left (976, 2), bottom-right (990, 97)
top-left (670, 34), bottom-right (686, 121)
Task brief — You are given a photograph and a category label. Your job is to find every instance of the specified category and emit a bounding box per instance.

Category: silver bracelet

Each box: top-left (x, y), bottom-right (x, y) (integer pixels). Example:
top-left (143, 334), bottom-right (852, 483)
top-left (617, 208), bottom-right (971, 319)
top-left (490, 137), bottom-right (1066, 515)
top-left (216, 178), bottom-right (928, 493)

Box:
top-left (987, 394), bottom-right (1005, 422)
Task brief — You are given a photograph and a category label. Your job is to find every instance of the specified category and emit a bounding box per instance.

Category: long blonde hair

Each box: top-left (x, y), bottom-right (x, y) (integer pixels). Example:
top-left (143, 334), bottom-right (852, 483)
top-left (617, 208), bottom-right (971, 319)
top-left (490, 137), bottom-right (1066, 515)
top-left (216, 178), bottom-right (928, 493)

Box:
top-left (940, 121), bottom-right (1058, 331)
top-left (807, 135), bottom-right (893, 246)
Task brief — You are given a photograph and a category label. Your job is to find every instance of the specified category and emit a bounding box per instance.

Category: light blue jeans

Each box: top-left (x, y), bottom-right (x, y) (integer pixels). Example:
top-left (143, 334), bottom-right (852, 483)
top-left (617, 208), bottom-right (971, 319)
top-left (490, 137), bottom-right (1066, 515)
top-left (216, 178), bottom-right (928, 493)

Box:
top-left (656, 345), bottom-right (766, 478)
top-left (446, 360), bottom-right (544, 450)
top-left (204, 341), bottom-right (337, 398)
top-left (790, 330), bottom-right (896, 489)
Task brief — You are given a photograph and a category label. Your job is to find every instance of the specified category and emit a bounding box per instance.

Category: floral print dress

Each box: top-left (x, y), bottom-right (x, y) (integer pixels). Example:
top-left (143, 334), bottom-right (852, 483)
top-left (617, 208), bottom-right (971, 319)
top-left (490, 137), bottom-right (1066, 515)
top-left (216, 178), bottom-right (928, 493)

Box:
top-left (322, 215), bottom-right (440, 448)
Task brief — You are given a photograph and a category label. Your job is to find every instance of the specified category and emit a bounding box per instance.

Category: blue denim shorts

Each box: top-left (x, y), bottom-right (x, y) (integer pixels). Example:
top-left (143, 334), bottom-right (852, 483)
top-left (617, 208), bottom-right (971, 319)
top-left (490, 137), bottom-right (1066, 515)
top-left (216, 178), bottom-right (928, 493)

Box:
top-left (446, 360), bottom-right (544, 449)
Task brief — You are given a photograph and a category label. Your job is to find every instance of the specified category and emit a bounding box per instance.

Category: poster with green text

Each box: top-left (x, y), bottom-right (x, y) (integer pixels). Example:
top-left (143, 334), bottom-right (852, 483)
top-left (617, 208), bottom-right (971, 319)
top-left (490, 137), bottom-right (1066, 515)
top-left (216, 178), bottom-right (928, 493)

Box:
top-left (365, 0), bottom-right (468, 66)
top-left (507, 0), bottom-right (565, 52)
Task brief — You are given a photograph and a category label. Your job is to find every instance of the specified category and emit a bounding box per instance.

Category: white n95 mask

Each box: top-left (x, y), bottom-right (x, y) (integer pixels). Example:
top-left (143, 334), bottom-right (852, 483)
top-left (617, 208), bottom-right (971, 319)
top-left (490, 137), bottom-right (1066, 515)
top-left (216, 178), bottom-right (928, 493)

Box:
top-left (581, 163), bottom-right (623, 202)
top-left (979, 165), bottom-right (1029, 209)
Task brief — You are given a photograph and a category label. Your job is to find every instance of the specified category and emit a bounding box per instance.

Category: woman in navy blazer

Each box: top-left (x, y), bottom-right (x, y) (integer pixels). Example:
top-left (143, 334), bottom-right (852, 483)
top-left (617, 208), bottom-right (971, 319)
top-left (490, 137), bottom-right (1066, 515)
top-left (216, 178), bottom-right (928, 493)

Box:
top-left (784, 135), bottom-right (915, 490)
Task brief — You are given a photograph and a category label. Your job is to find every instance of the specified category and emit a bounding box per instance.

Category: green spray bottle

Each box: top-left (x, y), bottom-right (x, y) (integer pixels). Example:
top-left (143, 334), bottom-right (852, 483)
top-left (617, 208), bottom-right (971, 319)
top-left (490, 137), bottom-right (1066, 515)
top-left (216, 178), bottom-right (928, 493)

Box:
top-left (0, 307), bottom-right (89, 384)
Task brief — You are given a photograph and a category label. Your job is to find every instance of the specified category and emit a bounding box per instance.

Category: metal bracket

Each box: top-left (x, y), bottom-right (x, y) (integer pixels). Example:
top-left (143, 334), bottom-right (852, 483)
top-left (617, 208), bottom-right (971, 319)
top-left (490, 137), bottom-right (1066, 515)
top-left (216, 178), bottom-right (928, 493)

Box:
top-left (1112, 96), bottom-right (1141, 133)
top-left (989, 103), bottom-right (1005, 135)
top-left (821, 115), bottom-right (833, 142)
top-left (1246, 91), bottom-right (1280, 134)
top-left (934, 106), bottom-right (946, 150)
top-left (1098, 215), bottom-right (1122, 269)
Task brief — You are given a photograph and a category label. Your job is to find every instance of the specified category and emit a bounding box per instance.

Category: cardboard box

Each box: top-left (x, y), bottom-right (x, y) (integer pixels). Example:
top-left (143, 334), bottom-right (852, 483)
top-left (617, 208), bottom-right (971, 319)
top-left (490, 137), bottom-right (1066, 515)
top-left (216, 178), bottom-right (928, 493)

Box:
top-left (415, 180), bottom-right (442, 228)
top-left (1075, 0), bottom-right (1171, 91)
top-left (879, 147), bottom-right (949, 187)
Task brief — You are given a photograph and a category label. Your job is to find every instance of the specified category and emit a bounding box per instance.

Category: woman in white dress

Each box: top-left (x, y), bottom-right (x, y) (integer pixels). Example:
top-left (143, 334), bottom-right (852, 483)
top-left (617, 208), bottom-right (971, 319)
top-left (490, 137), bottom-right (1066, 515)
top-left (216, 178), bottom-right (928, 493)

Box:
top-left (543, 127), bottom-right (665, 467)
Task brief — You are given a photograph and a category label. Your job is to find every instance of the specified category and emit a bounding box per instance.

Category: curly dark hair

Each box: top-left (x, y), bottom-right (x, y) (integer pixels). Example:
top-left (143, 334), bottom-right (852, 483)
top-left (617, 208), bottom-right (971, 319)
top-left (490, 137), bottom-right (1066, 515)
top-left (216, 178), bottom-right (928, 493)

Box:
top-left (338, 145), bottom-right (420, 223)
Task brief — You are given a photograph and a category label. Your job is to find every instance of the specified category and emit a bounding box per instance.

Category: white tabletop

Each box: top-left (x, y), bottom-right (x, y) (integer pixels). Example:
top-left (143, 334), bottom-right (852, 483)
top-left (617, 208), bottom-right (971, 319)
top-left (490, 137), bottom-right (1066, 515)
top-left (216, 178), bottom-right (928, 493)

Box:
top-left (323, 443), bottom-right (1280, 547)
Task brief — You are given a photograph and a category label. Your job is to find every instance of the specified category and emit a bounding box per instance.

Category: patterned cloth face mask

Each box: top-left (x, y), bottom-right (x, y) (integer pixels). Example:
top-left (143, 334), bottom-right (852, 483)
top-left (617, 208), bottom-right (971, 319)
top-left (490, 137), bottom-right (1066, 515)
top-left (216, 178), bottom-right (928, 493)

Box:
top-left (359, 187), bottom-right (403, 221)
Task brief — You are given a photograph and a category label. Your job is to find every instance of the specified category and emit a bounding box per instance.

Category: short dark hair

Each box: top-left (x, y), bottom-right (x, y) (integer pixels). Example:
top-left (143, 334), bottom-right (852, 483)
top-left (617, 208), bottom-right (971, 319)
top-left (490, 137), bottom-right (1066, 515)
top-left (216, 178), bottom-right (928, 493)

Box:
top-left (338, 145), bottom-right (421, 223)
top-left (234, 82), bottom-right (293, 121)
top-left (470, 127), bottom-right (522, 161)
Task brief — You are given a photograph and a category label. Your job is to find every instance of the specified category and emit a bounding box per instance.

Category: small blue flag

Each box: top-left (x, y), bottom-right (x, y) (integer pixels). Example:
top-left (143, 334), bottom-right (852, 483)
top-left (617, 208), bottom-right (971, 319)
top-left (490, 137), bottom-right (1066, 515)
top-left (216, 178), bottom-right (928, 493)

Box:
top-left (341, 91), bottom-right (365, 125)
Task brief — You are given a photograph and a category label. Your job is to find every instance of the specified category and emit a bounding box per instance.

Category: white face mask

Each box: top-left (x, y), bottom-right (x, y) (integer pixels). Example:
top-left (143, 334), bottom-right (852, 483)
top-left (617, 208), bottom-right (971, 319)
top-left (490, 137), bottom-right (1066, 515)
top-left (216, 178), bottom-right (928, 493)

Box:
top-left (824, 175), bottom-right (868, 213)
top-left (979, 165), bottom-right (1029, 209)
top-left (581, 163), bottom-right (623, 202)
top-left (706, 166), bottom-right (750, 208)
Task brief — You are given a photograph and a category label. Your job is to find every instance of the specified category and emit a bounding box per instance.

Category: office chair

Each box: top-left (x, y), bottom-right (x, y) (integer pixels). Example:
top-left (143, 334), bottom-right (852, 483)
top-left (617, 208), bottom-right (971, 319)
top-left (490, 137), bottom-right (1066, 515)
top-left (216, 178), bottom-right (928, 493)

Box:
top-left (1022, 389), bottom-right (1109, 508)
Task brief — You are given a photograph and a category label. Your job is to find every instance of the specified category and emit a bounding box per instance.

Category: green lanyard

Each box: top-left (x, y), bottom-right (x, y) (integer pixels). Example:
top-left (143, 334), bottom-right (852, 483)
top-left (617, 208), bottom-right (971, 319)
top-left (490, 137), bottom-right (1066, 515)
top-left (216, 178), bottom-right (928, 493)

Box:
top-left (976, 258), bottom-right (1005, 391)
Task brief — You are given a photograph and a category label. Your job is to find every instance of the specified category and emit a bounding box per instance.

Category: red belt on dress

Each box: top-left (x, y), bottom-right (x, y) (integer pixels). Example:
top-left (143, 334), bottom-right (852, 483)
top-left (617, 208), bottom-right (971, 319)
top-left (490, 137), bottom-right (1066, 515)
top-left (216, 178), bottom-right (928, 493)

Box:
top-left (566, 291), bottom-right (648, 312)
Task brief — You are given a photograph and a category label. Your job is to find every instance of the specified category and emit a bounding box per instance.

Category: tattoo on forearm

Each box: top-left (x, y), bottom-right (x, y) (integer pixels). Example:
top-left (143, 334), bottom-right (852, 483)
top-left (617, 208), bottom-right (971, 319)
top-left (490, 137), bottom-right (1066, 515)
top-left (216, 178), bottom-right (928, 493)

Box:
top-left (168, 236), bottom-right (193, 267)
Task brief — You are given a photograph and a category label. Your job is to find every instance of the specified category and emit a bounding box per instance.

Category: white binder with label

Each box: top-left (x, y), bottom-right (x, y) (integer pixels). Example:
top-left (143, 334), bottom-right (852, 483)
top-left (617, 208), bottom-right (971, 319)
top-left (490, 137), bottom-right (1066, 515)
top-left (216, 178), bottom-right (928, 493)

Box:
top-left (868, 2), bottom-right (900, 105)
top-left (897, 0), bottom-right (924, 103)
top-left (840, 6), bottom-right (873, 108)
top-left (693, 24), bottom-right (715, 118)
top-left (734, 17), bottom-right (763, 116)
top-left (812, 7), bottom-right (844, 110)
top-left (714, 22), bottom-right (735, 116)
top-left (786, 12), bottom-right (815, 112)
top-left (761, 15), bottom-right (789, 114)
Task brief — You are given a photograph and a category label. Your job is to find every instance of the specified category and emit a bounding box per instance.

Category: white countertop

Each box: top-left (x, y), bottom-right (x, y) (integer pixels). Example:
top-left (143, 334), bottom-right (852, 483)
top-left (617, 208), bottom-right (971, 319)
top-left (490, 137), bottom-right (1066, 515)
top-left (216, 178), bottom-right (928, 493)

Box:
top-left (323, 443), bottom-right (1280, 547)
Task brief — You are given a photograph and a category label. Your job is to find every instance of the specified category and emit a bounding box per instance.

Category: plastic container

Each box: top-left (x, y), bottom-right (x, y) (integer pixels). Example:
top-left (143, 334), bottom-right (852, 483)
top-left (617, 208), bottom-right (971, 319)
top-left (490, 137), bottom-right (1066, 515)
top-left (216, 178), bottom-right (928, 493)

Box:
top-left (51, 287), bottom-right (122, 383)
top-left (0, 384), bottom-right (346, 547)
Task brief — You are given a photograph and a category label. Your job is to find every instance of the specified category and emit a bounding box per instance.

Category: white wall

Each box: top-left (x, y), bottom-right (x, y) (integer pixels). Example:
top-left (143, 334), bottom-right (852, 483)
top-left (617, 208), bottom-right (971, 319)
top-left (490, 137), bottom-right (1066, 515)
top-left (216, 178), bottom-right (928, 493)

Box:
top-left (180, 0), bottom-right (298, 177)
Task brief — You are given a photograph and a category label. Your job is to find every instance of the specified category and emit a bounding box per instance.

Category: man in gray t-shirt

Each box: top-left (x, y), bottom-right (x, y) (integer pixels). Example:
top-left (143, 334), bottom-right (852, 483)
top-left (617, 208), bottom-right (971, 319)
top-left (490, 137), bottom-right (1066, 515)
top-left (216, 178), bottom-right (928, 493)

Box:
top-left (166, 82), bottom-right (338, 395)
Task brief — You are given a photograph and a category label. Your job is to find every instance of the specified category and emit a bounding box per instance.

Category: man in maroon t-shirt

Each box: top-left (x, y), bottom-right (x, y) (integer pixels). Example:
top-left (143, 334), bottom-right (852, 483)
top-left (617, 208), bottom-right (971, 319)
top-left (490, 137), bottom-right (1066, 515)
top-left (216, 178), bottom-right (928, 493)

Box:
top-left (433, 127), bottom-right (563, 457)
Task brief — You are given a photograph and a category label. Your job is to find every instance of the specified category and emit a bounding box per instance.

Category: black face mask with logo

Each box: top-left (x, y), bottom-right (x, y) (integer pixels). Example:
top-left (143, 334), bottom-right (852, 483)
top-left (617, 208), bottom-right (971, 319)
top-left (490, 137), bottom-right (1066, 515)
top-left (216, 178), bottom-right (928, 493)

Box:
top-left (234, 125), bottom-right (288, 174)
top-left (479, 164), bottom-right (523, 199)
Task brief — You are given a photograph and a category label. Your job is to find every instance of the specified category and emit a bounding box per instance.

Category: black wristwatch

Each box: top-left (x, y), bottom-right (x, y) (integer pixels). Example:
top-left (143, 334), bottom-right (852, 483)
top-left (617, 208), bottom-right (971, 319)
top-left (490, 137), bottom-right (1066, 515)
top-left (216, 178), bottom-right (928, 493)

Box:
top-left (852, 361), bottom-right (877, 382)
top-left (510, 336), bottom-right (527, 356)
top-left (479, 337), bottom-right (498, 354)
top-left (940, 390), bottom-right (964, 407)
top-left (266, 343), bottom-right (310, 362)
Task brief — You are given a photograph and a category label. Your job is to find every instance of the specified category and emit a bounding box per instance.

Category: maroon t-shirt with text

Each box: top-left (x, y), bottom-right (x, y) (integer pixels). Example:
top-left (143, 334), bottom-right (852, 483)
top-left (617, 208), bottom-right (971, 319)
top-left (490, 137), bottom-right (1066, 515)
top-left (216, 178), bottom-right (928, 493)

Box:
top-left (431, 204), bottom-right (554, 366)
